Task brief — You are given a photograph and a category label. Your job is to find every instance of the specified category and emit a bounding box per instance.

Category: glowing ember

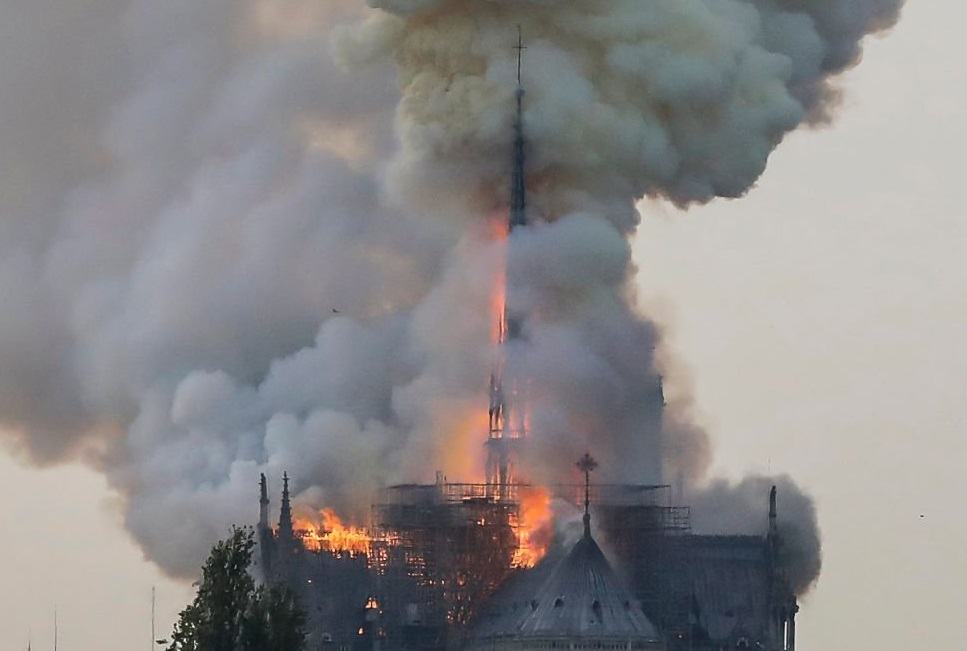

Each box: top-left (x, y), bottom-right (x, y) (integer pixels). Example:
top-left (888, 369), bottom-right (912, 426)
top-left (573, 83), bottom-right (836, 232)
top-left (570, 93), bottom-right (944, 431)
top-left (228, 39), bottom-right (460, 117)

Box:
top-left (295, 508), bottom-right (371, 555)
top-left (513, 486), bottom-right (553, 567)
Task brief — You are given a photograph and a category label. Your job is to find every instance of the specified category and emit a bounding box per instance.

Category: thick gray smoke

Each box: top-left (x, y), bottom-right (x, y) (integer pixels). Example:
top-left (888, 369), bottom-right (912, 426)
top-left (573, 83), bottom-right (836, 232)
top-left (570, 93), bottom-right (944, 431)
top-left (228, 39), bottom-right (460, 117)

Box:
top-left (0, 0), bottom-right (898, 583)
top-left (687, 475), bottom-right (823, 595)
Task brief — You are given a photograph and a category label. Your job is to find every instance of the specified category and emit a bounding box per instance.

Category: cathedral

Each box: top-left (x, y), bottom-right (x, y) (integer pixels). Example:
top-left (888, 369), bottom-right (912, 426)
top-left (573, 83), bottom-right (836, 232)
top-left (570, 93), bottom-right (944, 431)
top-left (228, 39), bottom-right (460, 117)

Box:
top-left (254, 35), bottom-right (799, 651)
top-left (256, 468), bottom-right (797, 651)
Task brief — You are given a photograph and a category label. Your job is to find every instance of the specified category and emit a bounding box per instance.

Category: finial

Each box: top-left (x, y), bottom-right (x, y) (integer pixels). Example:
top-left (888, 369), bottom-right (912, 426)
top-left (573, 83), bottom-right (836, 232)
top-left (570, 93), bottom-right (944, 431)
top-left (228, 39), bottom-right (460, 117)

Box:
top-left (514, 24), bottom-right (527, 86)
top-left (768, 485), bottom-right (778, 541)
top-left (576, 453), bottom-right (598, 538)
top-left (509, 25), bottom-right (528, 230)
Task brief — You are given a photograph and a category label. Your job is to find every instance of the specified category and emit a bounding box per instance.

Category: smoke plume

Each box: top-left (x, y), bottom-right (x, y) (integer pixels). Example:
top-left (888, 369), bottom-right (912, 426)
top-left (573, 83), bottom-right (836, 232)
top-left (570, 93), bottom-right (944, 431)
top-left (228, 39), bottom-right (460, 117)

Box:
top-left (0, 0), bottom-right (899, 585)
top-left (688, 475), bottom-right (823, 595)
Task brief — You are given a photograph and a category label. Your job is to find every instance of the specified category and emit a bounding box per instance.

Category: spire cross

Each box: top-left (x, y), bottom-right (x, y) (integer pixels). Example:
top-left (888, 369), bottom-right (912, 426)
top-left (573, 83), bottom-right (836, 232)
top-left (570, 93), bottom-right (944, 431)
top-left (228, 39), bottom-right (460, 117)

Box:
top-left (514, 24), bottom-right (527, 85)
top-left (576, 452), bottom-right (598, 537)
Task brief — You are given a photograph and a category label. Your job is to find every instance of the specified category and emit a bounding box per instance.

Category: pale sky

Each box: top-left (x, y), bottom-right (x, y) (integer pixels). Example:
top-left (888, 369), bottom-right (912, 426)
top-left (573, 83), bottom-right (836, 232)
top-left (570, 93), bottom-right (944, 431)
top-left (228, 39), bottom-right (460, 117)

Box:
top-left (0, 1), bottom-right (960, 650)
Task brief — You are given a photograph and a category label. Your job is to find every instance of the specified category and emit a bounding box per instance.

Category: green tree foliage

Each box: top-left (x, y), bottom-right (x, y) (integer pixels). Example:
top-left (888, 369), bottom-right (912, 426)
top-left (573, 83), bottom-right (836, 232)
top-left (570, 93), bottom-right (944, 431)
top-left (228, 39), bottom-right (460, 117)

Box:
top-left (167, 528), bottom-right (306, 651)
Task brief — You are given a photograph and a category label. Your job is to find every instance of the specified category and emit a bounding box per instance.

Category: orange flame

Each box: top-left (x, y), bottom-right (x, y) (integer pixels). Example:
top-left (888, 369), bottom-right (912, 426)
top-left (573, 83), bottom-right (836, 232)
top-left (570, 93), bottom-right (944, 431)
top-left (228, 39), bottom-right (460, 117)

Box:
top-left (489, 213), bottom-right (509, 346)
top-left (295, 508), bottom-right (371, 555)
top-left (513, 486), bottom-right (553, 567)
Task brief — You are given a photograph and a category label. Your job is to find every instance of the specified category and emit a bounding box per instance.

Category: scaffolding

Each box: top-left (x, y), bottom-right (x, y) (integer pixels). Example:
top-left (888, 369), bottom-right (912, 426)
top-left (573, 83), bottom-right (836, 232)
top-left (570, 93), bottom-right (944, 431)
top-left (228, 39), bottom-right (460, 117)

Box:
top-left (370, 483), bottom-right (521, 650)
top-left (366, 481), bottom-right (696, 650)
top-left (597, 500), bottom-right (691, 631)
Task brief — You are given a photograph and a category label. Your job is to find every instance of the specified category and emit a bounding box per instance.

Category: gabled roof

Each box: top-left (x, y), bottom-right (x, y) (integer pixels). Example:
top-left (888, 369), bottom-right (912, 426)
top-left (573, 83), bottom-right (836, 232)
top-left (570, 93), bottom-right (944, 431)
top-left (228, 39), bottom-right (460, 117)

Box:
top-left (471, 529), bottom-right (659, 642)
top-left (666, 535), bottom-right (772, 642)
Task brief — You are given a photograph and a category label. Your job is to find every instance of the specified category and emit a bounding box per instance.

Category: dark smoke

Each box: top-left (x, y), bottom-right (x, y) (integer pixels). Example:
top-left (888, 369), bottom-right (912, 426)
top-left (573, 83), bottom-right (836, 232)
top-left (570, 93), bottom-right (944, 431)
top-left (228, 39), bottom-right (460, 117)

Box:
top-left (688, 475), bottom-right (823, 595)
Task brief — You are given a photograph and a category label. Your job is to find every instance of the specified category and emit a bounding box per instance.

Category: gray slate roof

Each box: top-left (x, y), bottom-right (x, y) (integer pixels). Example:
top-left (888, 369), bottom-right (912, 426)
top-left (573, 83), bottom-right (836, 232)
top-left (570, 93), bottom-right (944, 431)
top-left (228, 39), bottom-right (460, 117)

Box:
top-left (471, 529), bottom-right (659, 642)
top-left (666, 535), bottom-right (772, 642)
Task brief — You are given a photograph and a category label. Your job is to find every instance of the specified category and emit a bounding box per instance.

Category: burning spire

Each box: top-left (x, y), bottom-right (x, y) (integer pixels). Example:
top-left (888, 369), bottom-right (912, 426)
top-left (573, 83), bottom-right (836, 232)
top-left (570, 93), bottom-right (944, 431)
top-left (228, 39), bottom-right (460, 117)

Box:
top-left (487, 26), bottom-right (529, 496)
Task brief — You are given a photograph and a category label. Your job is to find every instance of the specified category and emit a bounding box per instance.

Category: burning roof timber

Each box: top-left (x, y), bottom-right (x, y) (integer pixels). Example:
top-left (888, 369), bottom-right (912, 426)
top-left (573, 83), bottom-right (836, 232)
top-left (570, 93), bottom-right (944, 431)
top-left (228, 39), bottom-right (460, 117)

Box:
top-left (255, 470), bottom-right (798, 651)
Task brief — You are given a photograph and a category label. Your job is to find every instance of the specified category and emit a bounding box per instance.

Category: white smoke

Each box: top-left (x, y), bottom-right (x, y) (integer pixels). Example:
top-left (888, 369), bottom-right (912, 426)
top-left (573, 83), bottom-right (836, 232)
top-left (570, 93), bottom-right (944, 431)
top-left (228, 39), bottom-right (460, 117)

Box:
top-left (0, 0), bottom-right (900, 580)
top-left (352, 0), bottom-right (903, 211)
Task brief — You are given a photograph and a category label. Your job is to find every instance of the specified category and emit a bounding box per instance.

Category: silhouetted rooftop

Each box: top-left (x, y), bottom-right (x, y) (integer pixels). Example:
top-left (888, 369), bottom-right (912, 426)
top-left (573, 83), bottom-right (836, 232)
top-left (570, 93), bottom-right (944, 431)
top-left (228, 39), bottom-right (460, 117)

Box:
top-left (471, 528), bottom-right (660, 643)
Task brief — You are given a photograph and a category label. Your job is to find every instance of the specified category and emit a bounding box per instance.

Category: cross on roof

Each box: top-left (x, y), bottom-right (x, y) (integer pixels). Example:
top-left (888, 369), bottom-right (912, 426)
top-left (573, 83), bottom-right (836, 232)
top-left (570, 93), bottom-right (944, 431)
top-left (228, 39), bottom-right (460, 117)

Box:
top-left (576, 452), bottom-right (598, 476)
top-left (576, 453), bottom-right (598, 537)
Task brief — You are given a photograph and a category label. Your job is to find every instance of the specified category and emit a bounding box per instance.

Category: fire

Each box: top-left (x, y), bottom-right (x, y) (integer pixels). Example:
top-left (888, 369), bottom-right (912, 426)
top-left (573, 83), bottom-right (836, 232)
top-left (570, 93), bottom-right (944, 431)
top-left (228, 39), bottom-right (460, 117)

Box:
top-left (513, 486), bottom-right (553, 568)
top-left (295, 508), bottom-right (371, 555)
top-left (320, 508), bottom-right (372, 554)
top-left (489, 213), bottom-right (509, 346)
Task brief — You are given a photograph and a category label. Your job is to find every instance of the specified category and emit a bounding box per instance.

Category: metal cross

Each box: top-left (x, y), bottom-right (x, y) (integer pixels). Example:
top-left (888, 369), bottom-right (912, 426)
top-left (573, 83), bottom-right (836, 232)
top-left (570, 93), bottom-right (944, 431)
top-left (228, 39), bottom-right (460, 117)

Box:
top-left (514, 24), bottom-right (527, 85)
top-left (576, 452), bottom-right (598, 518)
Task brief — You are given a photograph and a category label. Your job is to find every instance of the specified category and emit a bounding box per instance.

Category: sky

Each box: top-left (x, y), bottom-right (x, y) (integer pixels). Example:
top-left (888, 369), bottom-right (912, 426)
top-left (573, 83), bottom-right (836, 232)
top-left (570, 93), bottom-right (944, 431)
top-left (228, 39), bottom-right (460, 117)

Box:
top-left (0, 0), bottom-right (962, 649)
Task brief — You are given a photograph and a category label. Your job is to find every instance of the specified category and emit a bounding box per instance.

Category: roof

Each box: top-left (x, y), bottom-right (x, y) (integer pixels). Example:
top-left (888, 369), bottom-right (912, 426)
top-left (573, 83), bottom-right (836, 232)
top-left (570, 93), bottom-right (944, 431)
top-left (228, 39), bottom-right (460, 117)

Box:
top-left (665, 535), bottom-right (773, 642)
top-left (471, 528), bottom-right (659, 642)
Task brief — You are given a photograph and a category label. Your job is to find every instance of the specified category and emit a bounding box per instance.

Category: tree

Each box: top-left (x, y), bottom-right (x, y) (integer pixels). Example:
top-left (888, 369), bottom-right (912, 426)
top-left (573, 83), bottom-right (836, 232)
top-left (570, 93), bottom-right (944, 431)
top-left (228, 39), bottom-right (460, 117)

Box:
top-left (167, 527), bottom-right (306, 651)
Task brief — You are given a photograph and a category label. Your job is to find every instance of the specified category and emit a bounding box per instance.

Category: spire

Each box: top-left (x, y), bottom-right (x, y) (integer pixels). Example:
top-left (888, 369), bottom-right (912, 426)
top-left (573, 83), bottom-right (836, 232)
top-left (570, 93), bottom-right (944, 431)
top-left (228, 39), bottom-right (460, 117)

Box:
top-left (510, 24), bottom-right (527, 230)
top-left (259, 473), bottom-right (269, 530)
top-left (279, 472), bottom-right (293, 539)
top-left (486, 27), bottom-right (530, 496)
top-left (768, 484), bottom-right (778, 542)
top-left (576, 452), bottom-right (598, 539)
